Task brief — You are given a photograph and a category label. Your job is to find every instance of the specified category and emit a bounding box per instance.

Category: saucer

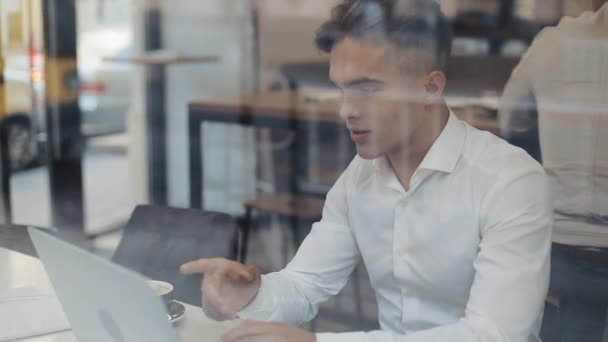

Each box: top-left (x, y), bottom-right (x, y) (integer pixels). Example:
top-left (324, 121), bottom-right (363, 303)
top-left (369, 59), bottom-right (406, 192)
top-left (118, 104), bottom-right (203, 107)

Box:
top-left (167, 301), bottom-right (186, 324)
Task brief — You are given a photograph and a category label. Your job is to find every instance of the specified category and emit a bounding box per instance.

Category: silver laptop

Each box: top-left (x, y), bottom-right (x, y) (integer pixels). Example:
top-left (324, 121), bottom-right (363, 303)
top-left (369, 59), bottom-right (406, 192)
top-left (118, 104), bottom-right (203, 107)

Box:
top-left (28, 227), bottom-right (179, 342)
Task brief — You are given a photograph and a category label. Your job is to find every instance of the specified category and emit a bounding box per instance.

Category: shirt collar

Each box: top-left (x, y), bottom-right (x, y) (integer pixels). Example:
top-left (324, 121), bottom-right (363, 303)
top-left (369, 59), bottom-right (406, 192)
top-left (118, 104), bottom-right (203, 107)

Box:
top-left (372, 111), bottom-right (466, 174)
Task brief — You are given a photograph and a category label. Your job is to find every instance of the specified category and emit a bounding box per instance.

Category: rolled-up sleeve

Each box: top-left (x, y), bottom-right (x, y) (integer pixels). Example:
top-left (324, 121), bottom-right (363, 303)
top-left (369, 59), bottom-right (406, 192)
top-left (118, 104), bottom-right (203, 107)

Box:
top-left (317, 166), bottom-right (553, 342)
top-left (238, 171), bottom-right (361, 325)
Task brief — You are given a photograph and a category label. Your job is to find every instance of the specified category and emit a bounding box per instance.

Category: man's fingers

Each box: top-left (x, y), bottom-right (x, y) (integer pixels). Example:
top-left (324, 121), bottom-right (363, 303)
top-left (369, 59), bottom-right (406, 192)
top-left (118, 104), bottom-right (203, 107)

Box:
top-left (202, 283), bottom-right (233, 321)
top-left (226, 265), bottom-right (259, 283)
top-left (243, 265), bottom-right (260, 281)
top-left (181, 258), bottom-right (258, 284)
top-left (180, 258), bottom-right (225, 274)
top-left (221, 321), bottom-right (272, 342)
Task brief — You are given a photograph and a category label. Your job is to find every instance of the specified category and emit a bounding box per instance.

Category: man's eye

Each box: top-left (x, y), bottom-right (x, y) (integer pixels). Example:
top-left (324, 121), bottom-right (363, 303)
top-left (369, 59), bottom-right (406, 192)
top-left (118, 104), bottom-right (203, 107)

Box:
top-left (355, 85), bottom-right (381, 95)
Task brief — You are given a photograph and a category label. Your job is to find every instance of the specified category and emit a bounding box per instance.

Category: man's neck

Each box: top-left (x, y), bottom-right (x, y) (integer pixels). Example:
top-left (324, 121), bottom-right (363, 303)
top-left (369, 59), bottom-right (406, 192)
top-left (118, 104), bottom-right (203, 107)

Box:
top-left (387, 104), bottom-right (450, 191)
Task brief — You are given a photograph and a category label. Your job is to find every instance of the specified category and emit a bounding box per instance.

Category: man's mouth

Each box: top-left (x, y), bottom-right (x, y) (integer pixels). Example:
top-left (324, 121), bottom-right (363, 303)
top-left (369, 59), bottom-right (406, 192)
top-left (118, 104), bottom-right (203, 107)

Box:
top-left (350, 129), bottom-right (371, 143)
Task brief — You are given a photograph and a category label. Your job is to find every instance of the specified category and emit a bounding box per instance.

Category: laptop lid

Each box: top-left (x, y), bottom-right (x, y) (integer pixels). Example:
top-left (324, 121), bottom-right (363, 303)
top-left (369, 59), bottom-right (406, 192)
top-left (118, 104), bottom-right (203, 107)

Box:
top-left (28, 227), bottom-right (179, 342)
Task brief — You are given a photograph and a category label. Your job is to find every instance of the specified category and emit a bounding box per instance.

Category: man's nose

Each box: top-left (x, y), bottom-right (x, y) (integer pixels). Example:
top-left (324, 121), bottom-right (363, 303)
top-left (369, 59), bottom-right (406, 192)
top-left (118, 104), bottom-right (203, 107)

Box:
top-left (339, 97), bottom-right (362, 122)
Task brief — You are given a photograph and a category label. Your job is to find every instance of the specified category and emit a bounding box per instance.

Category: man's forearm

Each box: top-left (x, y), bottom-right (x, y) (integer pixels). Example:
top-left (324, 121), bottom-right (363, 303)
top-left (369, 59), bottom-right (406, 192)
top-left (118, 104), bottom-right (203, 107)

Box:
top-left (238, 271), bottom-right (318, 325)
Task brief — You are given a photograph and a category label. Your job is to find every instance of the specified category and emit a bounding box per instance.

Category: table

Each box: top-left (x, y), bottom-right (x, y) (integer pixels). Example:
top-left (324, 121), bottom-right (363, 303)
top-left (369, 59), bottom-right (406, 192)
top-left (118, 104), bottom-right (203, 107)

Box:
top-left (188, 91), bottom-right (336, 209)
top-left (188, 91), bottom-right (500, 209)
top-left (0, 247), bottom-right (236, 342)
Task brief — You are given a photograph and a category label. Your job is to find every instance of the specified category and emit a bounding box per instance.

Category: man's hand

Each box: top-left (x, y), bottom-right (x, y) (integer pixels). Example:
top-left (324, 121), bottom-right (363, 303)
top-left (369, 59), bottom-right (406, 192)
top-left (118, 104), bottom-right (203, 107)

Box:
top-left (221, 321), bottom-right (316, 342)
top-left (180, 258), bottom-right (261, 321)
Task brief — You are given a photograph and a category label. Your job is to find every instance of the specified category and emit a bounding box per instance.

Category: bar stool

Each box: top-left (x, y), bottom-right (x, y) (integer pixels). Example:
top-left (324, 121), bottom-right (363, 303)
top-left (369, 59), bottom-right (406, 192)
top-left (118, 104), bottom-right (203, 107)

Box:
top-left (240, 193), bottom-right (324, 265)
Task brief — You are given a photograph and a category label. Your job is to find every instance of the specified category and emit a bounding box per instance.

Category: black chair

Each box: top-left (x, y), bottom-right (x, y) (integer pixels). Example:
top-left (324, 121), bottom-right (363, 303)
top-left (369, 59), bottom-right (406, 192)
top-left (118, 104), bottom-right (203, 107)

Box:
top-left (0, 224), bottom-right (38, 257)
top-left (112, 205), bottom-right (241, 306)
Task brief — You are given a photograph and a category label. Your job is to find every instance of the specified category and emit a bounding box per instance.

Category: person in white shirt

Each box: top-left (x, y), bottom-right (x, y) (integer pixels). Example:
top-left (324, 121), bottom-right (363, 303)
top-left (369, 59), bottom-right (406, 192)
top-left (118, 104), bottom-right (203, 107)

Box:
top-left (499, 1), bottom-right (608, 340)
top-left (181, 1), bottom-right (552, 341)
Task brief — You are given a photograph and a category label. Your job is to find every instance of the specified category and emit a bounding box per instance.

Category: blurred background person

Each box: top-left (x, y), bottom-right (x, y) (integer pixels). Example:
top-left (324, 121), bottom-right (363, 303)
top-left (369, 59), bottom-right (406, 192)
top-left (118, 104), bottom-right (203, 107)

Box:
top-left (499, 1), bottom-right (608, 341)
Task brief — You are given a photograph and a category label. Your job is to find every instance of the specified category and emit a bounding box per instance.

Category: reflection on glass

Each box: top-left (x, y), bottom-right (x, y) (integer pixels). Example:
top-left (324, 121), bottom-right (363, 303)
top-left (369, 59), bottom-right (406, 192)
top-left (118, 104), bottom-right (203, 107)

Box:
top-left (1, 1), bottom-right (607, 341)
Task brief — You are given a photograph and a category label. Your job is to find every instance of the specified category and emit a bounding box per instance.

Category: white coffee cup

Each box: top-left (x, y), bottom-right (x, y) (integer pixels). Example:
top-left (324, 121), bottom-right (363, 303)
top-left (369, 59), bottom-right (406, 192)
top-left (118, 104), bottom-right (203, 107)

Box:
top-left (147, 280), bottom-right (174, 308)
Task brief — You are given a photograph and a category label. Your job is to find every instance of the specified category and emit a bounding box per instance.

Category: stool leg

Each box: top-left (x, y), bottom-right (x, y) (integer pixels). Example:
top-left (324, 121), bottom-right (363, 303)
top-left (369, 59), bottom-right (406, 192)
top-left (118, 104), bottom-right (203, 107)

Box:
top-left (239, 206), bottom-right (253, 263)
top-left (354, 267), bottom-right (364, 325)
top-left (310, 316), bottom-right (318, 333)
top-left (291, 216), bottom-right (300, 251)
top-left (281, 217), bottom-right (290, 266)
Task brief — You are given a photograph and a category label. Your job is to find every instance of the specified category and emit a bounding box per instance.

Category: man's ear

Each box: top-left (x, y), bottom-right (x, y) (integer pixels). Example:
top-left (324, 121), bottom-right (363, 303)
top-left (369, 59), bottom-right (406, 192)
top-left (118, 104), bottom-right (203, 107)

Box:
top-left (423, 70), bottom-right (447, 105)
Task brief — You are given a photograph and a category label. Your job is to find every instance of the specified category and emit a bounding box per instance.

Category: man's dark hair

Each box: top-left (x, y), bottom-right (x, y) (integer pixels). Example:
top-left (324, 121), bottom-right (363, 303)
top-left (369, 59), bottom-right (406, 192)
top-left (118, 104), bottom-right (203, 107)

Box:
top-left (315, 0), bottom-right (452, 72)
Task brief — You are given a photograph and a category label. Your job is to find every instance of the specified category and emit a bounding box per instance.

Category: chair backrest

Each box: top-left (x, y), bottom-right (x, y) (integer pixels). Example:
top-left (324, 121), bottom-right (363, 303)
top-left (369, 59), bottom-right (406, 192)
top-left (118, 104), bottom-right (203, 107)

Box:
top-left (0, 224), bottom-right (37, 257)
top-left (112, 205), bottom-right (239, 306)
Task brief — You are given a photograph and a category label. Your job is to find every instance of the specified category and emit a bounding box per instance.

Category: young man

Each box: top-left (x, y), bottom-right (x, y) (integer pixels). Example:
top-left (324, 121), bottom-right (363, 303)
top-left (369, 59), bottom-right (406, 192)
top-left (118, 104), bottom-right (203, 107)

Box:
top-left (500, 1), bottom-right (608, 340)
top-left (182, 1), bottom-right (552, 341)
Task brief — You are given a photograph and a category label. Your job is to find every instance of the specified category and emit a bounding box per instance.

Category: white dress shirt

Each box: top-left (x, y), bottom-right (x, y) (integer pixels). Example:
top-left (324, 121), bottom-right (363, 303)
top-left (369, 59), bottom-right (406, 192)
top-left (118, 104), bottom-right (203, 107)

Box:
top-left (239, 113), bottom-right (552, 342)
top-left (499, 3), bottom-right (608, 247)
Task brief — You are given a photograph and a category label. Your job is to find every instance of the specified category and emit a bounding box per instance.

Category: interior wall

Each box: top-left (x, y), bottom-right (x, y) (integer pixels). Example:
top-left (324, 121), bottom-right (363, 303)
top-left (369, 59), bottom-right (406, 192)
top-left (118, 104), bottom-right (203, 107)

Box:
top-left (257, 0), bottom-right (339, 66)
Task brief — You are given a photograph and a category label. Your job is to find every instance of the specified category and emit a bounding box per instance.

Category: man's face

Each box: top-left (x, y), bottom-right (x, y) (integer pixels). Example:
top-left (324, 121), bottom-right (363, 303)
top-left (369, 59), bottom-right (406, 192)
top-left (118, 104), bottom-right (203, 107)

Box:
top-left (329, 37), bottom-right (431, 160)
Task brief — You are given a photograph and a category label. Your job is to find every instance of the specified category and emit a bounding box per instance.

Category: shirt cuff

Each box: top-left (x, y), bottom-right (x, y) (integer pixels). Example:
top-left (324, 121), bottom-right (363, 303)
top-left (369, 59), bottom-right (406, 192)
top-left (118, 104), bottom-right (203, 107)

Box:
top-left (236, 275), bottom-right (271, 319)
